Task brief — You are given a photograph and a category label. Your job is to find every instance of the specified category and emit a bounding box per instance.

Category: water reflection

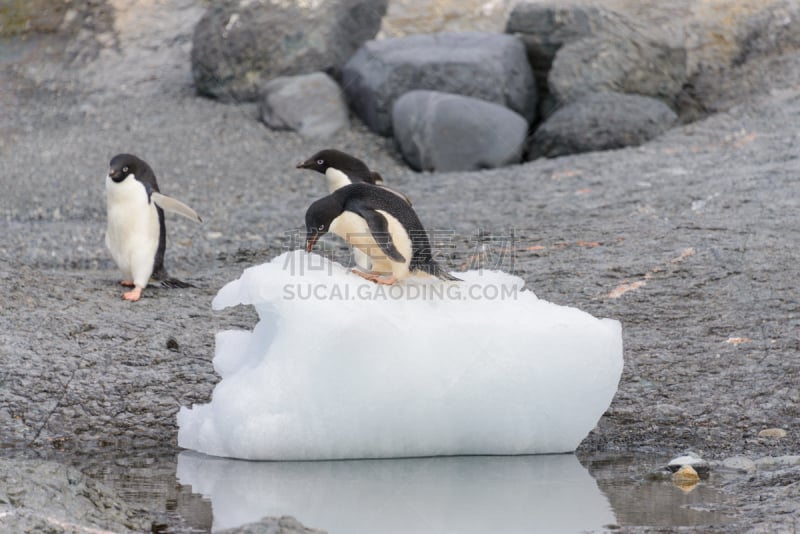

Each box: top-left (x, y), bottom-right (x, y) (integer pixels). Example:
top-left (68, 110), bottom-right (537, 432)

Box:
top-left (177, 452), bottom-right (616, 533)
top-left (585, 453), bottom-right (732, 528)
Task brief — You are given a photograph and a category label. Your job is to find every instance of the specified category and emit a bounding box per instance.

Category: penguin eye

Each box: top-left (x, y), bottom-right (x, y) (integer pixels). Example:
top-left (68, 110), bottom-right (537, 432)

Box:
top-left (122, 166), bottom-right (129, 173)
top-left (316, 159), bottom-right (324, 165)
top-left (318, 224), bottom-right (325, 231)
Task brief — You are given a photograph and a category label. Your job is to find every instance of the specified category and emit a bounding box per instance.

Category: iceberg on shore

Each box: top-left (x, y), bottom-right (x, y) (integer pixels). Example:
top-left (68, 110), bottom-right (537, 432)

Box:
top-left (177, 250), bottom-right (623, 460)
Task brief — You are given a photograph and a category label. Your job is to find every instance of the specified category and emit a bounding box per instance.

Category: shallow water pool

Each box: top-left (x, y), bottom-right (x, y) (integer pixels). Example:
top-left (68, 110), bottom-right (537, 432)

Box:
top-left (78, 450), bottom-right (731, 532)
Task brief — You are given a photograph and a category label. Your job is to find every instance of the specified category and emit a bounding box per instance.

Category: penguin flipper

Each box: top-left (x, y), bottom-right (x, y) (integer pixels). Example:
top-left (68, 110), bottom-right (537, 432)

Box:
top-left (151, 192), bottom-right (202, 223)
top-left (357, 208), bottom-right (406, 263)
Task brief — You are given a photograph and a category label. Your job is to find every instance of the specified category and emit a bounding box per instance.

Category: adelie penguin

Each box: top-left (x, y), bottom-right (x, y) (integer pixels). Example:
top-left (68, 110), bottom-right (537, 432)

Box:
top-left (305, 183), bottom-right (460, 285)
top-left (105, 153), bottom-right (202, 302)
top-left (296, 148), bottom-right (412, 205)
top-left (296, 149), bottom-right (384, 192)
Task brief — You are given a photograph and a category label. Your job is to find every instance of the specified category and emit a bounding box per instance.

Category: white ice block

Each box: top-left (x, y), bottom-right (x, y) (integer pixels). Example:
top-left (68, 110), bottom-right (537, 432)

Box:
top-left (178, 250), bottom-right (623, 460)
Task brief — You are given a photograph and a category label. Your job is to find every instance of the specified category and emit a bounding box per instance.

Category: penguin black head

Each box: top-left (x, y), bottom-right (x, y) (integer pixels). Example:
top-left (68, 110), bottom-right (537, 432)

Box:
top-left (296, 149), bottom-right (382, 184)
top-left (109, 153), bottom-right (147, 183)
top-left (296, 149), bottom-right (354, 174)
top-left (305, 195), bottom-right (344, 252)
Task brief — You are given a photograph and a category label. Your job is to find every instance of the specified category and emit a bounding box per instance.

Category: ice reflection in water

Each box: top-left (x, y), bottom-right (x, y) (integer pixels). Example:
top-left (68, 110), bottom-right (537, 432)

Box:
top-left (177, 452), bottom-right (615, 533)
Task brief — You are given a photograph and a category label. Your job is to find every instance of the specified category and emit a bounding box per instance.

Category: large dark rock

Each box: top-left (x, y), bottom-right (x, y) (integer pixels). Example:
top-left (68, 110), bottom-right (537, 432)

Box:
top-left (392, 90), bottom-right (529, 172)
top-left (191, 0), bottom-right (387, 102)
top-left (505, 3), bottom-right (633, 82)
top-left (342, 32), bottom-right (536, 136)
top-left (527, 92), bottom-right (678, 160)
top-left (259, 72), bottom-right (349, 139)
top-left (506, 2), bottom-right (686, 116)
top-left (505, 2), bottom-right (638, 115)
top-left (548, 35), bottom-right (687, 109)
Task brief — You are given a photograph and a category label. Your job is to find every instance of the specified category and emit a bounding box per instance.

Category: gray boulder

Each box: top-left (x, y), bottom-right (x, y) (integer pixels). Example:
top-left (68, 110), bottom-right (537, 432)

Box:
top-left (342, 32), bottom-right (536, 136)
top-left (506, 3), bottom-right (686, 115)
top-left (192, 0), bottom-right (388, 102)
top-left (548, 35), bottom-right (687, 109)
top-left (527, 92), bottom-right (678, 160)
top-left (392, 90), bottom-right (529, 172)
top-left (260, 73), bottom-right (349, 139)
top-left (505, 3), bottom-right (635, 83)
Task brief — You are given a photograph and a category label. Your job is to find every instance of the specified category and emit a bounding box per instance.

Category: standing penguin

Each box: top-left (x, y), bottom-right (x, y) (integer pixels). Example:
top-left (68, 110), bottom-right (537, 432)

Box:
top-left (105, 153), bottom-right (202, 301)
top-left (296, 148), bottom-right (412, 204)
top-left (296, 149), bottom-right (384, 192)
top-left (305, 183), bottom-right (459, 285)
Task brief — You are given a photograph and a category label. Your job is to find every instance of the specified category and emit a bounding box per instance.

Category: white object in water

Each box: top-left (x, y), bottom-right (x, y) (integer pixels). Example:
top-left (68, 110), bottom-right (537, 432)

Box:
top-left (177, 250), bottom-right (623, 460)
top-left (176, 452), bottom-right (617, 533)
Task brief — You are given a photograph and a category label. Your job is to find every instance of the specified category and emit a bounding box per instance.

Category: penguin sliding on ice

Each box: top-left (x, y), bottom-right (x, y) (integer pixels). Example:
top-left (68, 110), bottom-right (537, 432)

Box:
top-left (305, 183), bottom-right (459, 285)
top-left (105, 153), bottom-right (202, 302)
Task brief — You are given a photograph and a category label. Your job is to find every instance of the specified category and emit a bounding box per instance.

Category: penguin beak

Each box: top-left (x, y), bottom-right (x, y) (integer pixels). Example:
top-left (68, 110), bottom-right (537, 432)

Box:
top-left (306, 233), bottom-right (319, 253)
top-left (296, 160), bottom-right (311, 169)
top-left (108, 168), bottom-right (120, 179)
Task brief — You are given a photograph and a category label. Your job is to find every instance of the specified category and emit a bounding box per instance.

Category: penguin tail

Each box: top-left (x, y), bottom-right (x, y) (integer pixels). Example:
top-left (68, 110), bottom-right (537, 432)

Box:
top-left (158, 277), bottom-right (195, 289)
top-left (429, 262), bottom-right (461, 282)
top-left (151, 268), bottom-right (195, 288)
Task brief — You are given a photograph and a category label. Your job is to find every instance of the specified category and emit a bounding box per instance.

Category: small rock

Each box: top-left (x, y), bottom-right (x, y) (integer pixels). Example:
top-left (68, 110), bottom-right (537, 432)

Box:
top-left (392, 90), bottom-right (529, 172)
top-left (166, 337), bottom-right (180, 352)
top-left (342, 32), bottom-right (536, 136)
top-left (672, 464), bottom-right (700, 489)
top-left (259, 72), bottom-right (349, 139)
top-left (721, 456), bottom-right (757, 474)
top-left (757, 428), bottom-right (787, 439)
top-left (528, 92), bottom-right (678, 160)
top-left (668, 453), bottom-right (710, 478)
top-left (216, 515), bottom-right (326, 534)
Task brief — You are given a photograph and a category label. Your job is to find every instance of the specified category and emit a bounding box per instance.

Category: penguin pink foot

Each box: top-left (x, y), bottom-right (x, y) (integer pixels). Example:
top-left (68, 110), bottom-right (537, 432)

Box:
top-left (351, 269), bottom-right (380, 281)
top-left (123, 287), bottom-right (143, 301)
top-left (350, 270), bottom-right (398, 285)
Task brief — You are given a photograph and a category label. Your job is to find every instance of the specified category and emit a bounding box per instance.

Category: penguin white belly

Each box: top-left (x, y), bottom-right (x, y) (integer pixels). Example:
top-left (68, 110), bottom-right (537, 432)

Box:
top-left (325, 168), bottom-right (352, 192)
top-left (105, 175), bottom-right (160, 288)
top-left (330, 210), bottom-right (412, 279)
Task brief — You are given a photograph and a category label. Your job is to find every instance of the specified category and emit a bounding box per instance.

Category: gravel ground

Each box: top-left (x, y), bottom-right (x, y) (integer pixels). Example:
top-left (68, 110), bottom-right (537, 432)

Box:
top-left (1, 1), bottom-right (799, 532)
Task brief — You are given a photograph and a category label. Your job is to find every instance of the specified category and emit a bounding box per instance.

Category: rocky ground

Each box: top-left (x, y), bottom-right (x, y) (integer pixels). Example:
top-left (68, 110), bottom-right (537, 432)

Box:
top-left (1, 0), bottom-right (799, 532)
